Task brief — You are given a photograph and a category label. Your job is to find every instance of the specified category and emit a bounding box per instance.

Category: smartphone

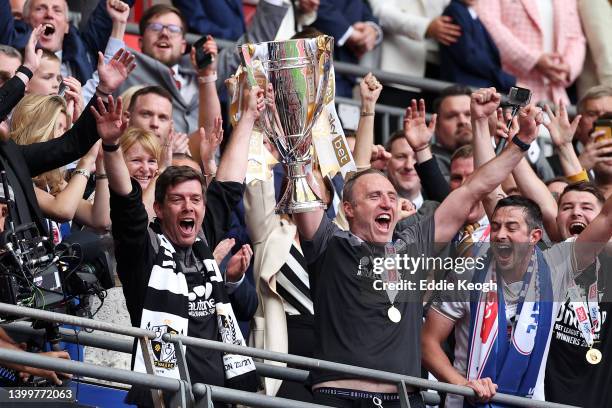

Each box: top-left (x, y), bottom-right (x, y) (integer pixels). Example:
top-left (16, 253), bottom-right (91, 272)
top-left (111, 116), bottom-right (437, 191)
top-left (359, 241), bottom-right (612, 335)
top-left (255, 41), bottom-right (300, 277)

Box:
top-left (58, 81), bottom-right (67, 97)
top-left (193, 36), bottom-right (213, 70)
top-left (594, 115), bottom-right (612, 143)
top-left (507, 86), bottom-right (532, 107)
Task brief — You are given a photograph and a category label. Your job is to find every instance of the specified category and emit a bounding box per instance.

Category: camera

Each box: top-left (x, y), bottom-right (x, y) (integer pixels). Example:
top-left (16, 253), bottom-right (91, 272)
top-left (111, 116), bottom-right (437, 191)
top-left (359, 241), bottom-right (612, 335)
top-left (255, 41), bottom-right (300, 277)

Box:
top-left (495, 87), bottom-right (533, 155)
top-left (0, 225), bottom-right (113, 315)
top-left (0, 171), bottom-right (112, 315)
top-left (507, 87), bottom-right (532, 107)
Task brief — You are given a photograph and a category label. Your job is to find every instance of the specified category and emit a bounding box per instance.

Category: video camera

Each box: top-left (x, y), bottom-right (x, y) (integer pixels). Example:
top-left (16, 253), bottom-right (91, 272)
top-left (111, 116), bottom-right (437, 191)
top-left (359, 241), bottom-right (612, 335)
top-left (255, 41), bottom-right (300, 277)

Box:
top-left (495, 86), bottom-right (533, 155)
top-left (0, 172), bottom-right (113, 316)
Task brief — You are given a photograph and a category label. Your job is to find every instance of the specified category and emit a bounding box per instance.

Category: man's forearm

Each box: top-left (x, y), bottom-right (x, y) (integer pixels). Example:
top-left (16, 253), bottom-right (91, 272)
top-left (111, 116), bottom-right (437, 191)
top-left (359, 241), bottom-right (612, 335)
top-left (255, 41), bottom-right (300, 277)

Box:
top-left (422, 338), bottom-right (466, 386)
top-left (466, 142), bottom-right (524, 199)
top-left (111, 20), bottom-right (127, 39)
top-left (557, 143), bottom-right (583, 177)
top-left (216, 114), bottom-right (255, 182)
top-left (353, 101), bottom-right (375, 168)
top-left (472, 118), bottom-right (495, 168)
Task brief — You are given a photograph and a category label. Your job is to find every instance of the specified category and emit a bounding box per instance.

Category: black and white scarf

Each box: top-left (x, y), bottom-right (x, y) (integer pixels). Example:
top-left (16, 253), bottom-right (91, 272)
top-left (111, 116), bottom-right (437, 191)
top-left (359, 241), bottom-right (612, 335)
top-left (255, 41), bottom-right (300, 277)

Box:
top-left (134, 232), bottom-right (257, 391)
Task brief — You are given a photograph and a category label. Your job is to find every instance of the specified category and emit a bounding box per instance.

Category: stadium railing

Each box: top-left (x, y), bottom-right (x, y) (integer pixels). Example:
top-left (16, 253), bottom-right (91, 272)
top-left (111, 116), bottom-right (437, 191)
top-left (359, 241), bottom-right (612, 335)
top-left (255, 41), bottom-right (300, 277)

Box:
top-left (0, 303), bottom-right (578, 408)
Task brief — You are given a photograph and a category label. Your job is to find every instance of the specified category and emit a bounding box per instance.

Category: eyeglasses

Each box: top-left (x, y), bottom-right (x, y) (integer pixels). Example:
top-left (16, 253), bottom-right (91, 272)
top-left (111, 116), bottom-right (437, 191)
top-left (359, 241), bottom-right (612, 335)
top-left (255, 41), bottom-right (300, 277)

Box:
top-left (146, 23), bottom-right (183, 36)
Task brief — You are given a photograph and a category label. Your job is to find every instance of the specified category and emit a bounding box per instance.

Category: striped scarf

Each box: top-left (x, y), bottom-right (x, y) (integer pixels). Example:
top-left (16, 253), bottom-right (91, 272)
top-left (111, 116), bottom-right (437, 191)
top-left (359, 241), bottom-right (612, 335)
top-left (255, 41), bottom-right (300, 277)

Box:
top-left (133, 232), bottom-right (257, 391)
top-left (465, 247), bottom-right (552, 407)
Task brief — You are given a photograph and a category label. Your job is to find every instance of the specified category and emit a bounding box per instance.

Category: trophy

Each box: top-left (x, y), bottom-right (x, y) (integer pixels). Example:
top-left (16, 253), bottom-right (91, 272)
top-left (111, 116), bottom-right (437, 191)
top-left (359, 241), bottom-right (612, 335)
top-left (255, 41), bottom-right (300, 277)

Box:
top-left (239, 36), bottom-right (334, 214)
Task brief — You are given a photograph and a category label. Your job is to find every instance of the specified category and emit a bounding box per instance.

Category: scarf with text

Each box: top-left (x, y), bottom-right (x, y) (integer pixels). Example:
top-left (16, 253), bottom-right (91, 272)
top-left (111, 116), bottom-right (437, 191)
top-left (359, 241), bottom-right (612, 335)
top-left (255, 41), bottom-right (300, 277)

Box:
top-left (133, 231), bottom-right (257, 391)
top-left (465, 247), bottom-right (552, 407)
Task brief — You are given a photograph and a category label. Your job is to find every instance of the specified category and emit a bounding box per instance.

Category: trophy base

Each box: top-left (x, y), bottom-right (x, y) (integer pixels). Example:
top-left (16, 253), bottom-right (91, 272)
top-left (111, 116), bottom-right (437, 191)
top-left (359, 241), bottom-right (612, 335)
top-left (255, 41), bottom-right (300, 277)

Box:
top-left (275, 165), bottom-right (325, 214)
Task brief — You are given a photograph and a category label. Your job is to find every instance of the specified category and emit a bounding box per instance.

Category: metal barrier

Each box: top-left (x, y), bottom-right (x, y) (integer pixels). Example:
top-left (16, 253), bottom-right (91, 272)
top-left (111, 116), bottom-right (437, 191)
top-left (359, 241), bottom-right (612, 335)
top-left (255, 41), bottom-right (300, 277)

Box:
top-left (0, 303), bottom-right (578, 408)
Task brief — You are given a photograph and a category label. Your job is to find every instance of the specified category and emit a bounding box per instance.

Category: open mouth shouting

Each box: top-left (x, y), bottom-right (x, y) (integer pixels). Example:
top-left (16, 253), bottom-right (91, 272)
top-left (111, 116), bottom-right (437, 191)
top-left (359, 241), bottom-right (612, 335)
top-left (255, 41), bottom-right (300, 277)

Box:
top-left (374, 213), bottom-right (392, 233)
top-left (43, 24), bottom-right (56, 36)
top-left (568, 221), bottom-right (587, 235)
top-left (178, 217), bottom-right (196, 236)
top-left (493, 242), bottom-right (513, 263)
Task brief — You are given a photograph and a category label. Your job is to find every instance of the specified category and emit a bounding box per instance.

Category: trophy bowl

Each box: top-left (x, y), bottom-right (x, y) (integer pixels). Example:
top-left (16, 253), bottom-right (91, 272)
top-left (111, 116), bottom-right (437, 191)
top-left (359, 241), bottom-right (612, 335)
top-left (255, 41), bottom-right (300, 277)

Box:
top-left (239, 36), bottom-right (334, 214)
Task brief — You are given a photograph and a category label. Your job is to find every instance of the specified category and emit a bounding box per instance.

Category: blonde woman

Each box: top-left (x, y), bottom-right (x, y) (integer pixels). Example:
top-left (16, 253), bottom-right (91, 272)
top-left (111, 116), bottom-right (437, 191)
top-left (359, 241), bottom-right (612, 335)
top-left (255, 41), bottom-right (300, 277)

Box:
top-left (117, 127), bottom-right (163, 219)
top-left (9, 94), bottom-right (110, 235)
top-left (83, 127), bottom-right (161, 374)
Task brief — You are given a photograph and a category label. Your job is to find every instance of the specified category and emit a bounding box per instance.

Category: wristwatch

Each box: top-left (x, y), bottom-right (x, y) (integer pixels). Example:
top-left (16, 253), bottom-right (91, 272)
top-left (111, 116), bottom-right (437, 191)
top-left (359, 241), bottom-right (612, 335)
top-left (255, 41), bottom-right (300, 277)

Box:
top-left (72, 169), bottom-right (91, 180)
top-left (511, 135), bottom-right (531, 152)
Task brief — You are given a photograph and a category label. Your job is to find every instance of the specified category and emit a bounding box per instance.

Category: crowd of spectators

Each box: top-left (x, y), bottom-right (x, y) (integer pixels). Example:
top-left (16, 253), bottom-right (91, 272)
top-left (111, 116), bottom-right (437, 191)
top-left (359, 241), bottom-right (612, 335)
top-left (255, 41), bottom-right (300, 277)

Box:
top-left (0, 0), bottom-right (612, 408)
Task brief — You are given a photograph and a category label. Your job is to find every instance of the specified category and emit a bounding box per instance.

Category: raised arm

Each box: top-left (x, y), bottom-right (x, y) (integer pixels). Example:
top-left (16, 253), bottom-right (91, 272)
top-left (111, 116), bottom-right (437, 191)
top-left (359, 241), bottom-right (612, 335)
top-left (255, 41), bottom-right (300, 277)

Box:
top-left (81, 0), bottom-right (130, 106)
top-left (0, 26), bottom-right (43, 121)
top-left (471, 89), bottom-right (559, 238)
top-left (434, 105), bottom-right (541, 242)
top-left (544, 102), bottom-right (584, 177)
top-left (74, 145), bottom-right (111, 230)
top-left (199, 117), bottom-right (223, 184)
top-left (79, 0), bottom-right (135, 71)
top-left (215, 86), bottom-right (264, 183)
top-left (188, 36), bottom-right (222, 162)
top-left (93, 96), bottom-right (131, 196)
top-left (352, 73), bottom-right (382, 169)
top-left (22, 49), bottom-right (135, 176)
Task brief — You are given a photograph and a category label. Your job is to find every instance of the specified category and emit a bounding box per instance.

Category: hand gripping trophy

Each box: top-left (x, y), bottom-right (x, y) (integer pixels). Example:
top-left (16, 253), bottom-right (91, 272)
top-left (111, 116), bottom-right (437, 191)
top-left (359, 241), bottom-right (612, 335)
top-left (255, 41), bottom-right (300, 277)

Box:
top-left (239, 36), bottom-right (334, 214)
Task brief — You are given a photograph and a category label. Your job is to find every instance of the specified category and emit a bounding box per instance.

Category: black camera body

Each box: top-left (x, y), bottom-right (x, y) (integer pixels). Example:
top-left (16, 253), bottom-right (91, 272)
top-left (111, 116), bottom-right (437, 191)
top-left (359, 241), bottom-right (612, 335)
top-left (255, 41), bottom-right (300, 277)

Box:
top-left (507, 86), bottom-right (532, 107)
top-left (0, 223), bottom-right (113, 315)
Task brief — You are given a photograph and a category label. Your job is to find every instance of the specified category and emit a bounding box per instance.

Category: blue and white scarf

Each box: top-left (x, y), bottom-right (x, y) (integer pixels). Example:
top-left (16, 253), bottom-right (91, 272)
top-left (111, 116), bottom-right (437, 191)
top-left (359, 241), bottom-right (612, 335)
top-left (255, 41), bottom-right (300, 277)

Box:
top-left (465, 247), bottom-right (552, 407)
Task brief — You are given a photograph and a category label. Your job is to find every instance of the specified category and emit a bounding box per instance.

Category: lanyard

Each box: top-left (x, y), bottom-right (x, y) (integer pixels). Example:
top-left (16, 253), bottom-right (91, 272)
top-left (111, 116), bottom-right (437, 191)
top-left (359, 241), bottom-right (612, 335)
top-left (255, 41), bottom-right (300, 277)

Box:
top-left (384, 243), bottom-right (399, 305)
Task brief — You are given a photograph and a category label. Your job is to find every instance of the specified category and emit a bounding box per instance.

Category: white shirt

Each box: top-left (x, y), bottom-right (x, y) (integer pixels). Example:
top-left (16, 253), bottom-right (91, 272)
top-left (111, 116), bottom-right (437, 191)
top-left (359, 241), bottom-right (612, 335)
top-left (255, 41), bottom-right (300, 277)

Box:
top-left (55, 50), bottom-right (72, 78)
top-left (412, 192), bottom-right (424, 210)
top-left (171, 64), bottom-right (197, 105)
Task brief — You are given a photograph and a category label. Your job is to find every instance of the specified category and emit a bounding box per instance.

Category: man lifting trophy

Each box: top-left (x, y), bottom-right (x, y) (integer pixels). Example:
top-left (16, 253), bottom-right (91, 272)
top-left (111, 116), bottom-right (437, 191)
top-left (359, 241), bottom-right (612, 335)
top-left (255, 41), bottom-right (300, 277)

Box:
top-left (239, 36), bottom-right (334, 214)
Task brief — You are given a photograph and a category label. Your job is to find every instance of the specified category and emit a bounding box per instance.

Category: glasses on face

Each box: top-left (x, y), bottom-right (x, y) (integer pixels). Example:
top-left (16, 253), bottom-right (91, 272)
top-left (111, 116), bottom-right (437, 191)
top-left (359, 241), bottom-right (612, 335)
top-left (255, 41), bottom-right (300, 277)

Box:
top-left (146, 23), bottom-right (183, 36)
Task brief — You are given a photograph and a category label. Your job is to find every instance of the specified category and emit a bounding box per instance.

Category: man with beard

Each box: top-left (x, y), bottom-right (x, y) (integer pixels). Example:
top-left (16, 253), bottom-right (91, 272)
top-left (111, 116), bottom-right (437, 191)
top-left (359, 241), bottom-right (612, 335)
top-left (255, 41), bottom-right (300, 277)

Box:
top-left (422, 189), bottom-right (612, 406)
top-left (430, 85), bottom-right (473, 178)
top-left (489, 86), bottom-right (612, 405)
top-left (421, 94), bottom-right (612, 405)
